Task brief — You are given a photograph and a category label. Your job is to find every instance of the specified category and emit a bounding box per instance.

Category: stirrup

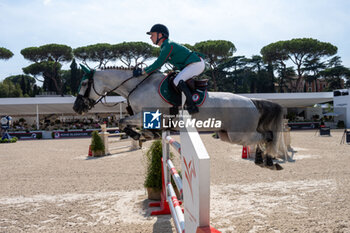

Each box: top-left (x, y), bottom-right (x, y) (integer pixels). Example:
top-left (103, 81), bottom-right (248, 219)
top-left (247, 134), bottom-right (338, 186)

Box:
top-left (170, 106), bottom-right (179, 115)
top-left (185, 104), bottom-right (199, 114)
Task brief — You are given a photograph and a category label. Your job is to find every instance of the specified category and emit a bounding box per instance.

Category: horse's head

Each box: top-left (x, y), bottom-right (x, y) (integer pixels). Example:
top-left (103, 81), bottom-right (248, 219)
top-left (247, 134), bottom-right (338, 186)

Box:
top-left (73, 65), bottom-right (147, 114)
top-left (73, 64), bottom-right (99, 115)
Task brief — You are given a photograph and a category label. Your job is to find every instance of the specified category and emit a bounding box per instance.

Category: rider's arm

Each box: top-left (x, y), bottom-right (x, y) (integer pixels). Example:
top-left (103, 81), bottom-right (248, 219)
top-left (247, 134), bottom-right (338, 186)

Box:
top-left (144, 43), bottom-right (173, 75)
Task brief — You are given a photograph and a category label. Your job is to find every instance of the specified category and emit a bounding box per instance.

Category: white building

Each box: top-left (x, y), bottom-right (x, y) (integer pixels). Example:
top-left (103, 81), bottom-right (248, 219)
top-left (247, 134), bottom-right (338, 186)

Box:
top-left (333, 89), bottom-right (350, 128)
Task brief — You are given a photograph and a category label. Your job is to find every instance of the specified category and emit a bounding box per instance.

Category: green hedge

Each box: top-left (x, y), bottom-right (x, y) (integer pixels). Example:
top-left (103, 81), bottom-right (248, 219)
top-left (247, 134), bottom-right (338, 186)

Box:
top-left (0, 137), bottom-right (18, 143)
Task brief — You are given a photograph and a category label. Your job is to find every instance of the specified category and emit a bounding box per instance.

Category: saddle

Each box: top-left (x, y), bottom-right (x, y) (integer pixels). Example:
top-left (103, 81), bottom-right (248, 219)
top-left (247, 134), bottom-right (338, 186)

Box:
top-left (158, 71), bottom-right (208, 107)
top-left (167, 71), bottom-right (208, 92)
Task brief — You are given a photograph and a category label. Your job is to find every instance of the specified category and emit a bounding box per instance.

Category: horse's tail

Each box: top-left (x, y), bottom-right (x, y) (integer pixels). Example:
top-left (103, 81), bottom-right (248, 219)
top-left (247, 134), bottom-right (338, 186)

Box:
top-left (251, 98), bottom-right (288, 160)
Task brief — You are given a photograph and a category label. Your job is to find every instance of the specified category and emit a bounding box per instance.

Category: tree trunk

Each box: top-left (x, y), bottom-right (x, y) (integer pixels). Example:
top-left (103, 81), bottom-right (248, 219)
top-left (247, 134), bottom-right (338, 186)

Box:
top-left (210, 68), bottom-right (218, 91)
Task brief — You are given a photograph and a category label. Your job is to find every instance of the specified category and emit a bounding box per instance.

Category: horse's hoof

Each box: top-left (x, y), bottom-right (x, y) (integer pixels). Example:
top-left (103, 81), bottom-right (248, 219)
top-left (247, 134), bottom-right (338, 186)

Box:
top-left (152, 132), bottom-right (161, 139)
top-left (254, 161), bottom-right (264, 168)
top-left (255, 158), bottom-right (264, 165)
top-left (123, 127), bottom-right (140, 140)
top-left (265, 163), bottom-right (283, 171)
top-left (132, 133), bottom-right (140, 140)
top-left (274, 163), bottom-right (284, 170)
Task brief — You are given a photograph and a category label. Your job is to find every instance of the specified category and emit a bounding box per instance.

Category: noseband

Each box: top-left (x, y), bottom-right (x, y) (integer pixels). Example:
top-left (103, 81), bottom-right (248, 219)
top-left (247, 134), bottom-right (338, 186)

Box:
top-left (81, 69), bottom-right (101, 110)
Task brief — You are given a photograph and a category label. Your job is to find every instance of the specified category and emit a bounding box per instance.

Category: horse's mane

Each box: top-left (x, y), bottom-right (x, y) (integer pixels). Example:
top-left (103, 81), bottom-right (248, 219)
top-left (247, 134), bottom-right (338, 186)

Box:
top-left (100, 66), bottom-right (134, 71)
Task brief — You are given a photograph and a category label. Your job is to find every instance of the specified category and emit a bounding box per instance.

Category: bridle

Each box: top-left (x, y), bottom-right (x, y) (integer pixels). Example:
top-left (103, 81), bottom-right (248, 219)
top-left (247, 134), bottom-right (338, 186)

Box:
top-left (81, 67), bottom-right (150, 113)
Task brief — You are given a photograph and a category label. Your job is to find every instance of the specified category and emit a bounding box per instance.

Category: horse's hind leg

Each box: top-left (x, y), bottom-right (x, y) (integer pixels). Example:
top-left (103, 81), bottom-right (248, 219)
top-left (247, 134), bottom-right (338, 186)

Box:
top-left (255, 145), bottom-right (283, 170)
top-left (265, 155), bottom-right (283, 170)
top-left (255, 146), bottom-right (264, 167)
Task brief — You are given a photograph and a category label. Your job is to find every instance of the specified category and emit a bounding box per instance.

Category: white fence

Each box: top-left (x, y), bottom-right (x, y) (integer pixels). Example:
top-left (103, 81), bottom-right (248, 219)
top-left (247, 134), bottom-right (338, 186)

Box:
top-left (153, 110), bottom-right (220, 233)
top-left (99, 124), bottom-right (139, 155)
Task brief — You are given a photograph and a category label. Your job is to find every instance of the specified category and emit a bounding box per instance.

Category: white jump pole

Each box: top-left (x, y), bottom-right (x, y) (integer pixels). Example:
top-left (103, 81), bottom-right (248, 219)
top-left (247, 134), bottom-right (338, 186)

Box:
top-left (99, 124), bottom-right (139, 155)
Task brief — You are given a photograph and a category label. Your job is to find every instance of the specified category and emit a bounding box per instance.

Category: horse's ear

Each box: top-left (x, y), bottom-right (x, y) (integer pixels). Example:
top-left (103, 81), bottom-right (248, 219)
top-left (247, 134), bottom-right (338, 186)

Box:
top-left (80, 64), bottom-right (91, 74)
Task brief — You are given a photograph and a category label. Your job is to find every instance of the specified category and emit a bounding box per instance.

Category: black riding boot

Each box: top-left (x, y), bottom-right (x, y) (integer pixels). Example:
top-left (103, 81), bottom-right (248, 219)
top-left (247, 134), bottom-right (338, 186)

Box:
top-left (177, 80), bottom-right (199, 114)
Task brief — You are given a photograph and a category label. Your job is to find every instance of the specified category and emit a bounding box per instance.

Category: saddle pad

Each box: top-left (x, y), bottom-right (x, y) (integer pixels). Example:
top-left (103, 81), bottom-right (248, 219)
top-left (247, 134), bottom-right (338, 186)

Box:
top-left (158, 75), bottom-right (207, 107)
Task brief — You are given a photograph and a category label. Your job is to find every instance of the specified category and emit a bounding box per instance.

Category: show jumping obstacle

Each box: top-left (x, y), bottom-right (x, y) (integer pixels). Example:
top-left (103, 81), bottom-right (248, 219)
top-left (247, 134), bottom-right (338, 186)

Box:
top-left (149, 109), bottom-right (220, 233)
top-left (99, 124), bottom-right (139, 155)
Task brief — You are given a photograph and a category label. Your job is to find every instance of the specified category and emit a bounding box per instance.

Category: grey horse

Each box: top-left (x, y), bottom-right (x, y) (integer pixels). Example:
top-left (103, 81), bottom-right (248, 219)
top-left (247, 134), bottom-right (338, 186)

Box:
top-left (73, 66), bottom-right (290, 170)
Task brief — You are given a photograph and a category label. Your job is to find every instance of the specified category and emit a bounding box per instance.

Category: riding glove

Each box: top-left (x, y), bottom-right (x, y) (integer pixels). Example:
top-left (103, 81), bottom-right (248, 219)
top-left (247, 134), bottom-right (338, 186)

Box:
top-left (133, 68), bottom-right (143, 77)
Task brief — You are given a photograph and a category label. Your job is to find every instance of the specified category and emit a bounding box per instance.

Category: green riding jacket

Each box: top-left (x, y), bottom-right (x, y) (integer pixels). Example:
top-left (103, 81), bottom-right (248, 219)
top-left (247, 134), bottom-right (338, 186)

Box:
top-left (144, 39), bottom-right (202, 74)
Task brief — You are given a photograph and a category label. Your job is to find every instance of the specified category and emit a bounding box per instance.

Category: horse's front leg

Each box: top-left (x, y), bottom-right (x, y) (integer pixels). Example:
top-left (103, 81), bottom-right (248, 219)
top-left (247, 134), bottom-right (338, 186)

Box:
top-left (118, 113), bottom-right (142, 140)
top-left (118, 112), bottom-right (162, 141)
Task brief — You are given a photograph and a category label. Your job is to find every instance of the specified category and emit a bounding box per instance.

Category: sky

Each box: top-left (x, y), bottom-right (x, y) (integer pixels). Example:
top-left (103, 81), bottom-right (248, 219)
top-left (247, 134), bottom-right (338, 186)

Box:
top-left (1, 0), bottom-right (350, 82)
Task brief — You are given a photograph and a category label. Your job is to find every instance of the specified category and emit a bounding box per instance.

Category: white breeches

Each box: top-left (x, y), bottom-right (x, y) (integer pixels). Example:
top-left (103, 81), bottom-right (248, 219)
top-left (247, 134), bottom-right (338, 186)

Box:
top-left (173, 58), bottom-right (205, 86)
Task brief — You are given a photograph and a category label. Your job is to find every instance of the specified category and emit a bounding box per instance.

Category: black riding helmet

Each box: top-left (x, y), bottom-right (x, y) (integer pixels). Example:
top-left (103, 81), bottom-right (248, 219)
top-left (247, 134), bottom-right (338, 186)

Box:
top-left (146, 24), bottom-right (169, 38)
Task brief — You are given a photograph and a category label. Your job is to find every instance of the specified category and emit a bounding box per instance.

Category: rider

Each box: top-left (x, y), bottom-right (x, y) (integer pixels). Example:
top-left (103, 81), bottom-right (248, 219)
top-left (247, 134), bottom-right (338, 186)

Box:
top-left (135, 24), bottom-right (205, 114)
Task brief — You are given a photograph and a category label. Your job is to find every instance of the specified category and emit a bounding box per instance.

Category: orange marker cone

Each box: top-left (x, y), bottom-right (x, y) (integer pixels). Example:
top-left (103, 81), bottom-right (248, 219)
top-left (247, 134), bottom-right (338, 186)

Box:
top-left (242, 146), bottom-right (249, 159)
top-left (88, 145), bottom-right (92, 156)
